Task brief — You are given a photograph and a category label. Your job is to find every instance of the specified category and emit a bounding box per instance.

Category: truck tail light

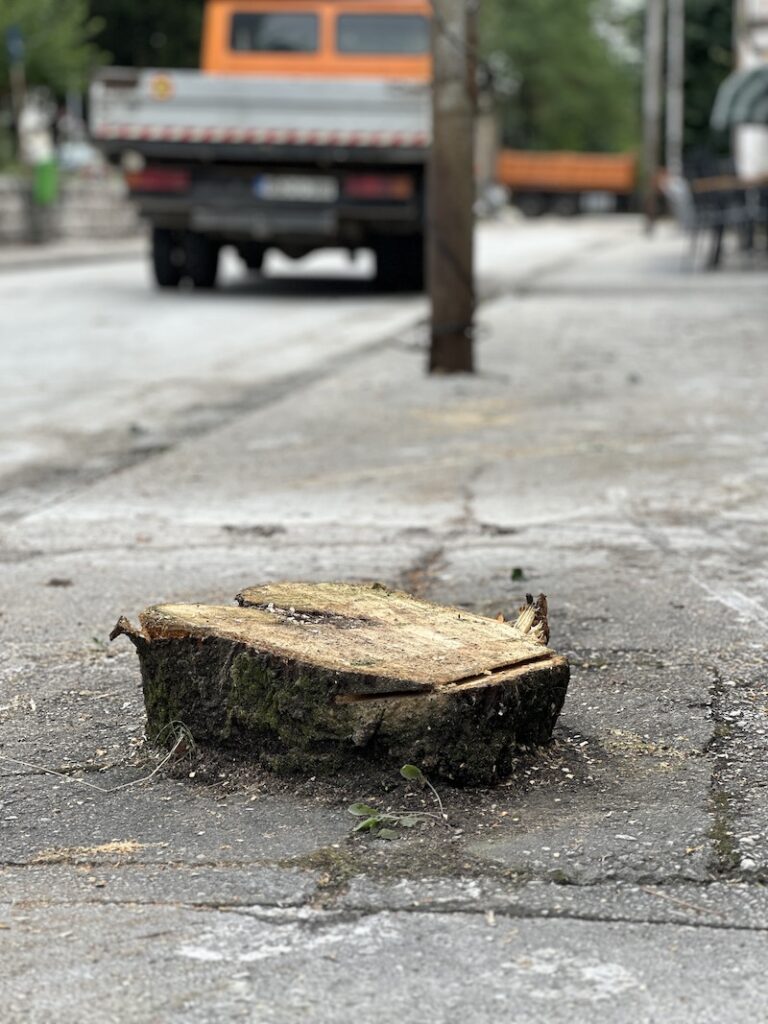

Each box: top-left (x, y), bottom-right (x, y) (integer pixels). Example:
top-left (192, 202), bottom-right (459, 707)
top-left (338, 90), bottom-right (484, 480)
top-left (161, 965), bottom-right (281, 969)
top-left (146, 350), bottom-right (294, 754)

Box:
top-left (125, 167), bottom-right (191, 193)
top-left (343, 173), bottom-right (414, 201)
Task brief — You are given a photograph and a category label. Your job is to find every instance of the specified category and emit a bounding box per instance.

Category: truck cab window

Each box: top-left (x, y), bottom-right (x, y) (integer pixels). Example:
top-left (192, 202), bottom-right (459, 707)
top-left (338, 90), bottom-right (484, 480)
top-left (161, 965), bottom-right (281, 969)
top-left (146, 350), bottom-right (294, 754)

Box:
top-left (336, 14), bottom-right (429, 55)
top-left (230, 13), bottom-right (319, 53)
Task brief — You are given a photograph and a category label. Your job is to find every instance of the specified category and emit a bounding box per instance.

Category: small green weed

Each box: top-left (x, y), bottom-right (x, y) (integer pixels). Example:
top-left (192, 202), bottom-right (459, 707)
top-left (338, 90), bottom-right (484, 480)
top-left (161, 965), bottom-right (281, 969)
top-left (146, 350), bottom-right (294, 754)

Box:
top-left (348, 764), bottom-right (448, 841)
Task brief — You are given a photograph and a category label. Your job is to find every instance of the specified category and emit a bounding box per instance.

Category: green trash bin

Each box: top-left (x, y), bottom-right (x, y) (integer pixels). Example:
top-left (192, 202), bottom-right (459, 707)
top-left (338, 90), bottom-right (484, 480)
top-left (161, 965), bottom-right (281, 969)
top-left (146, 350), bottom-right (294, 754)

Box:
top-left (33, 159), bottom-right (59, 206)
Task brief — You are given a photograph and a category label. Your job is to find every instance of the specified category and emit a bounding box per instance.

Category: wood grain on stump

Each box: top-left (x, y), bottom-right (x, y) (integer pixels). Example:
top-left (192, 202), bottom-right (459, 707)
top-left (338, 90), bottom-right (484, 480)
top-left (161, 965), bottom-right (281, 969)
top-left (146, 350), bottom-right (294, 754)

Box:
top-left (112, 583), bottom-right (569, 784)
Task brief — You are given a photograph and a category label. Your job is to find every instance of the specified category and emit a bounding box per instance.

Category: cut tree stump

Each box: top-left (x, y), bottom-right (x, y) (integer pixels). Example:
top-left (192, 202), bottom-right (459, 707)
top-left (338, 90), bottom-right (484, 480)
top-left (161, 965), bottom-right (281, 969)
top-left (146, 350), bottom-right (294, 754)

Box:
top-left (112, 583), bottom-right (569, 784)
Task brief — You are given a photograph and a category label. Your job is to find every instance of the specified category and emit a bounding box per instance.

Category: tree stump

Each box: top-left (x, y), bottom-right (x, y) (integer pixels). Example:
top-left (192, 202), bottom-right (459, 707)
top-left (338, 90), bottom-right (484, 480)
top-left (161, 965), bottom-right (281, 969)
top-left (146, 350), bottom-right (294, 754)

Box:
top-left (112, 583), bottom-right (569, 784)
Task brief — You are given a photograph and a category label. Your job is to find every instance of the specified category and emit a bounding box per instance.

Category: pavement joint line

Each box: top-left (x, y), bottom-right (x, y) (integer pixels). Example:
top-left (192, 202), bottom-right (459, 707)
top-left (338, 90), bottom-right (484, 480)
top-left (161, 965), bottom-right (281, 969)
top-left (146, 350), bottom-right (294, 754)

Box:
top-left (332, 903), bottom-right (768, 933)
top-left (4, 896), bottom-right (768, 934)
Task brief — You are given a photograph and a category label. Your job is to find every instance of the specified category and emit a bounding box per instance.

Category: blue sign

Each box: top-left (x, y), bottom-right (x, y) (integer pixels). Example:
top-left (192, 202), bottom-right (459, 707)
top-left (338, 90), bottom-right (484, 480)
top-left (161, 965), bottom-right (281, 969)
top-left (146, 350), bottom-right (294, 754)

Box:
top-left (6, 26), bottom-right (25, 64)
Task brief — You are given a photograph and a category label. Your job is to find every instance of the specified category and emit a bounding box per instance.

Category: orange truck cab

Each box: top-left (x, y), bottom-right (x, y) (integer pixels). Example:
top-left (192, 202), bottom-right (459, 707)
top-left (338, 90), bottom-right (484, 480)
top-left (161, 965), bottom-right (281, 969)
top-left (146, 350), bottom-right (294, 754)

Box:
top-left (89, 0), bottom-right (433, 290)
top-left (202, 0), bottom-right (431, 81)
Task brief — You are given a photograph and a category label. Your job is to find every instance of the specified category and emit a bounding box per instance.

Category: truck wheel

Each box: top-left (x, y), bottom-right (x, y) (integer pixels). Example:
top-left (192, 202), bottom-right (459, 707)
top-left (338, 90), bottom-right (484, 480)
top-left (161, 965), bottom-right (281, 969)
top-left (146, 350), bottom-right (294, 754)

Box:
top-left (185, 232), bottom-right (220, 289)
top-left (552, 194), bottom-right (580, 217)
top-left (375, 235), bottom-right (424, 292)
top-left (515, 193), bottom-right (548, 218)
top-left (238, 242), bottom-right (266, 272)
top-left (151, 228), bottom-right (183, 289)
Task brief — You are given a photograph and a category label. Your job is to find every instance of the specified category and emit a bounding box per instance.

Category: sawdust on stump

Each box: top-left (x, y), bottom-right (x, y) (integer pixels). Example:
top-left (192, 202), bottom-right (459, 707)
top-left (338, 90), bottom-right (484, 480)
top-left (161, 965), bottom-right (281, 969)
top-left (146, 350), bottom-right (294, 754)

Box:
top-left (112, 583), bottom-right (569, 784)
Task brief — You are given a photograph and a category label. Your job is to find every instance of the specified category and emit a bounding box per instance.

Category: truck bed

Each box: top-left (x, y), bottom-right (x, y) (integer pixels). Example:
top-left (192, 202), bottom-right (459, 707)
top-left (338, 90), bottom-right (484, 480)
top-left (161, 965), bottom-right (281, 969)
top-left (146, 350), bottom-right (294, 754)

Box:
top-left (90, 68), bottom-right (430, 165)
top-left (497, 150), bottom-right (637, 194)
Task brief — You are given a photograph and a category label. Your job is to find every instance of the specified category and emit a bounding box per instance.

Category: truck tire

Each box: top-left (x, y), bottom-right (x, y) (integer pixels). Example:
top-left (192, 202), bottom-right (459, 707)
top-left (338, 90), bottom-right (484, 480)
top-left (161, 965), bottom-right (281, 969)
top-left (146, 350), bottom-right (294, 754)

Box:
top-left (185, 232), bottom-right (220, 289)
top-left (151, 228), bottom-right (183, 289)
top-left (551, 194), bottom-right (580, 217)
top-left (374, 235), bottom-right (424, 292)
top-left (515, 193), bottom-right (548, 218)
top-left (238, 242), bottom-right (266, 272)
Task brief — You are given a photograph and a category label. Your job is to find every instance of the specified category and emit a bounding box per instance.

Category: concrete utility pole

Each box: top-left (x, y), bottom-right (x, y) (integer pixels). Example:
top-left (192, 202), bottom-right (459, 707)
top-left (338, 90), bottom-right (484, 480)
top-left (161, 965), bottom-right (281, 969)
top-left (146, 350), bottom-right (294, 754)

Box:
top-left (428, 0), bottom-right (476, 374)
top-left (665, 0), bottom-right (685, 177)
top-left (642, 0), bottom-right (665, 229)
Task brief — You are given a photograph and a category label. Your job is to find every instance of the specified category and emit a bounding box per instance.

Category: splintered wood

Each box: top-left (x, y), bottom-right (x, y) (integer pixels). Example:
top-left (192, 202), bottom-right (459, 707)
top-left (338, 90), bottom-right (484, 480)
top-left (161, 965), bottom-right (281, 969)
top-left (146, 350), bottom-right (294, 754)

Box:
top-left (112, 583), bottom-right (569, 784)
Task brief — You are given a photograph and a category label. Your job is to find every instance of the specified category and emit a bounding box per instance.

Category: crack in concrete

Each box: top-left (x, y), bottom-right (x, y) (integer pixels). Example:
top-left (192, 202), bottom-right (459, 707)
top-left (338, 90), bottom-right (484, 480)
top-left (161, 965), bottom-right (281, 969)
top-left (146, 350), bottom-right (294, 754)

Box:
top-left (398, 546), bottom-right (447, 599)
top-left (3, 893), bottom-right (768, 935)
top-left (707, 664), bottom-right (744, 878)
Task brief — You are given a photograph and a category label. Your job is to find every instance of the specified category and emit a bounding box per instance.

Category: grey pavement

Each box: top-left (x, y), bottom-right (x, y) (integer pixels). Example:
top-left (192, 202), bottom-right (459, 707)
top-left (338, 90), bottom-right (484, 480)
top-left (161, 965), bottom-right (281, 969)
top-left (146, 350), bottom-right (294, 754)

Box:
top-left (1, 216), bottom-right (768, 1022)
top-left (0, 234), bottom-right (146, 272)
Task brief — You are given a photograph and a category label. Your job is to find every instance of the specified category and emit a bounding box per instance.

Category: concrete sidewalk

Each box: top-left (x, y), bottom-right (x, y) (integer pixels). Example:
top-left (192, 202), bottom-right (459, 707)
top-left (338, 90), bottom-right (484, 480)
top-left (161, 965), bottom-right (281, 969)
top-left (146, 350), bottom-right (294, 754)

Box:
top-left (2, 217), bottom-right (768, 1022)
top-left (0, 234), bottom-right (145, 272)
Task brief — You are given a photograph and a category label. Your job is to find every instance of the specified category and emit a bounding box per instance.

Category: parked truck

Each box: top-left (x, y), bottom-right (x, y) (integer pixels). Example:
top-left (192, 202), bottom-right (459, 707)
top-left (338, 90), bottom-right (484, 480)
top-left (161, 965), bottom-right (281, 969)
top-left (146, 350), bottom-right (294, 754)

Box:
top-left (496, 150), bottom-right (637, 217)
top-left (89, 0), bottom-right (431, 290)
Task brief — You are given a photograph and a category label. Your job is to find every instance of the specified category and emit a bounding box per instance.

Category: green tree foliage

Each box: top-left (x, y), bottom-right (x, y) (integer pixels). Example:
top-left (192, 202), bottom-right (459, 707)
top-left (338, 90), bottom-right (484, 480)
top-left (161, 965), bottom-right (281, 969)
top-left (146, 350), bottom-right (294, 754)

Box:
top-left (621, 0), bottom-right (733, 161)
top-left (481, 0), bottom-right (640, 152)
top-left (683, 0), bottom-right (732, 157)
top-left (0, 0), bottom-right (104, 95)
top-left (87, 0), bottom-right (204, 69)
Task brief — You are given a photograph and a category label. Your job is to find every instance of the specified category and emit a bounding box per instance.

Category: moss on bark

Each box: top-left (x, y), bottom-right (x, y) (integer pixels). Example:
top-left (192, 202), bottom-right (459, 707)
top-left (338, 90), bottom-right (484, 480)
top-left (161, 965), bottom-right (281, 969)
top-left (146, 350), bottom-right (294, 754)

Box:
top-left (113, 584), bottom-right (570, 785)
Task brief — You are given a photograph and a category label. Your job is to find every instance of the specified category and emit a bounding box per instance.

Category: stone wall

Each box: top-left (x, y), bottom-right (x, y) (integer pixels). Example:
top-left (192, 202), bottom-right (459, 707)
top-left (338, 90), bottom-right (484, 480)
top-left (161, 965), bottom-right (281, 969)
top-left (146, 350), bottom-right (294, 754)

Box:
top-left (0, 176), bottom-right (28, 243)
top-left (0, 173), bottom-right (141, 244)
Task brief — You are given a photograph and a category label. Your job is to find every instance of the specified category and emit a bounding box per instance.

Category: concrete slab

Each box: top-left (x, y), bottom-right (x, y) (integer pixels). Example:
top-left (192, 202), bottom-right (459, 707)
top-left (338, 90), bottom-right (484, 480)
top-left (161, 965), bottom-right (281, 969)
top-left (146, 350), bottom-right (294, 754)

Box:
top-left (3, 215), bottom-right (768, 1018)
top-left (2, 904), bottom-right (766, 1024)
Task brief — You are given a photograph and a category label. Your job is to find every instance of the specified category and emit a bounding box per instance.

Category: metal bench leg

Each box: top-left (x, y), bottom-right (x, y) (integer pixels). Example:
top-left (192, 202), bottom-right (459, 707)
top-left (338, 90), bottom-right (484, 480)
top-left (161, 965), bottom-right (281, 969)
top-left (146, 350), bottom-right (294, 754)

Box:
top-left (707, 225), bottom-right (724, 269)
top-left (740, 222), bottom-right (755, 251)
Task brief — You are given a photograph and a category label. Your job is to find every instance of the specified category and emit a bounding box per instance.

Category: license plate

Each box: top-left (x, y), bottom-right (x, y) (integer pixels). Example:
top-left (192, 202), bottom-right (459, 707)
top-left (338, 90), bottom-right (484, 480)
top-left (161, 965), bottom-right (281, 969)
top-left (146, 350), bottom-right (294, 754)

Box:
top-left (253, 174), bottom-right (338, 203)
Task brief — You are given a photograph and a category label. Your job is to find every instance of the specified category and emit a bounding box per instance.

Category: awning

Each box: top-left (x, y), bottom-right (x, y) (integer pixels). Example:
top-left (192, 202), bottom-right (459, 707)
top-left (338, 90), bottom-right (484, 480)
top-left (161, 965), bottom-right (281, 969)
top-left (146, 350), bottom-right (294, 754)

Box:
top-left (711, 65), bottom-right (768, 130)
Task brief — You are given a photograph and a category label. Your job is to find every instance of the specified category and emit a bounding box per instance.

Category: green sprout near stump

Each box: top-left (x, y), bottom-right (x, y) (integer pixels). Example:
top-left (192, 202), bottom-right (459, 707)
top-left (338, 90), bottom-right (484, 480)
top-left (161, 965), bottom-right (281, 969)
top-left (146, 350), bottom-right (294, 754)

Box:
top-left (348, 764), bottom-right (448, 840)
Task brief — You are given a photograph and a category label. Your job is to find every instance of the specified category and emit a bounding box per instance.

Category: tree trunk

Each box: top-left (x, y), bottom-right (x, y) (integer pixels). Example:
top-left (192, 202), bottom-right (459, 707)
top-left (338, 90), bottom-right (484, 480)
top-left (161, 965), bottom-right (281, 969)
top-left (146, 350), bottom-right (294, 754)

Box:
top-left (112, 583), bottom-right (569, 785)
top-left (428, 0), bottom-right (476, 373)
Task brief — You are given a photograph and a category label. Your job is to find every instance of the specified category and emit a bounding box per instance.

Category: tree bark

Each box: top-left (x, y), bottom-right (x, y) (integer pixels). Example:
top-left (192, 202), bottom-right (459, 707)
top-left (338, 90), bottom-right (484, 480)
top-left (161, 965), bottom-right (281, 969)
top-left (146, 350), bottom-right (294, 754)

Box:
top-left (112, 583), bottom-right (569, 784)
top-left (428, 0), bottom-right (476, 373)
top-left (643, 0), bottom-right (666, 229)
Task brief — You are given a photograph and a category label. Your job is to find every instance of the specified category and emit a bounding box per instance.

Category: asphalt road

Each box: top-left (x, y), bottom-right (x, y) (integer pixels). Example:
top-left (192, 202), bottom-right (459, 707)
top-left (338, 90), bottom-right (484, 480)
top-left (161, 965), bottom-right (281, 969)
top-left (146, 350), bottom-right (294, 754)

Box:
top-left (0, 246), bottom-right (417, 518)
top-left (0, 216), bottom-right (627, 521)
top-left (2, 216), bottom-right (768, 1023)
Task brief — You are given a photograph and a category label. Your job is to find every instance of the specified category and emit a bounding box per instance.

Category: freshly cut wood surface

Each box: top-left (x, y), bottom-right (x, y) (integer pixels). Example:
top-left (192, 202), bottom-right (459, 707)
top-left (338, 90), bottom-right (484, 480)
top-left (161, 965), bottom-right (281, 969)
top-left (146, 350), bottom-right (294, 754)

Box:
top-left (114, 583), bottom-right (570, 784)
top-left (136, 582), bottom-right (556, 693)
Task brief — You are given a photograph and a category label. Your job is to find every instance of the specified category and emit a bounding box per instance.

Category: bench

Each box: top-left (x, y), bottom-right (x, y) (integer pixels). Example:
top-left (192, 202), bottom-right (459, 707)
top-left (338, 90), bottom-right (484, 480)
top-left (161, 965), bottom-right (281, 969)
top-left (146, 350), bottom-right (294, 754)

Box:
top-left (661, 173), bottom-right (766, 268)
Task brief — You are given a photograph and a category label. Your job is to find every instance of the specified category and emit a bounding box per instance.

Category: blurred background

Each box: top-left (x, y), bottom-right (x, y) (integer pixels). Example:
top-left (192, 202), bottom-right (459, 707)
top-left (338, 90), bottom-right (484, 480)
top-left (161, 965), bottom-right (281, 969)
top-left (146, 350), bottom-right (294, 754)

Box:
top-left (0, 1), bottom-right (760, 247)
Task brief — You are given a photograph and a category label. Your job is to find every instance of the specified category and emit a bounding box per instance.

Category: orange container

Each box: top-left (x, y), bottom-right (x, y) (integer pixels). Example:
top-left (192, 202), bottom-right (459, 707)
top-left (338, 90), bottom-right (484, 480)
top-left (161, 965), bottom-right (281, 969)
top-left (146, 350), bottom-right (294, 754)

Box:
top-left (496, 150), bottom-right (637, 194)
